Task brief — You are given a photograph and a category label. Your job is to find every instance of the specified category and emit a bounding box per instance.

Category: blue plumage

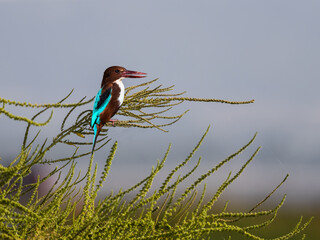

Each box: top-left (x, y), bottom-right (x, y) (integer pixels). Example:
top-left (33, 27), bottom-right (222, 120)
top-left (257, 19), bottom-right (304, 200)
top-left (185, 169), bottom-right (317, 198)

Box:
top-left (91, 88), bottom-right (112, 153)
top-left (91, 88), bottom-right (112, 127)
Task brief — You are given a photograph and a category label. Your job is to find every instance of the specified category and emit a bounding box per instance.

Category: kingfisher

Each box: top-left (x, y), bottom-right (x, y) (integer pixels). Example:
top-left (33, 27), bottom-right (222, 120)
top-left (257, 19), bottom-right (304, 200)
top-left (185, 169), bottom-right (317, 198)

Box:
top-left (91, 66), bottom-right (147, 153)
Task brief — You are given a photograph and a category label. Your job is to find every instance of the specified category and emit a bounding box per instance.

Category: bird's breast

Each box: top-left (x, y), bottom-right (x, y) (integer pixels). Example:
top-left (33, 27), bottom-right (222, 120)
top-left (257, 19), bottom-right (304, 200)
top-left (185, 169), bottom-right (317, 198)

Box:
top-left (114, 79), bottom-right (125, 105)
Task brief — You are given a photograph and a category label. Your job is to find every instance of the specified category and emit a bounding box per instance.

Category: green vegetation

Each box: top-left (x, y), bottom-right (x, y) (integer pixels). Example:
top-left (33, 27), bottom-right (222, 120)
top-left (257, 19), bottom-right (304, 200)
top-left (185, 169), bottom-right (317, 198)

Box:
top-left (0, 80), bottom-right (312, 239)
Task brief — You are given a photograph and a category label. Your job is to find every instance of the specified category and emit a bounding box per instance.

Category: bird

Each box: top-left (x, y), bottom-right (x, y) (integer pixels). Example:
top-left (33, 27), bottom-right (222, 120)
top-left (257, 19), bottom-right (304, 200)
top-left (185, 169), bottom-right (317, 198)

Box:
top-left (91, 66), bottom-right (147, 153)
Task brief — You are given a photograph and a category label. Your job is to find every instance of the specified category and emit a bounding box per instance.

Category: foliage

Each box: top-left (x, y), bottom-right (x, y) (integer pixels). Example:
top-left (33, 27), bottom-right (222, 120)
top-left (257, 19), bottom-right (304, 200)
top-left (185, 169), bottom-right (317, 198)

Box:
top-left (0, 79), bottom-right (312, 239)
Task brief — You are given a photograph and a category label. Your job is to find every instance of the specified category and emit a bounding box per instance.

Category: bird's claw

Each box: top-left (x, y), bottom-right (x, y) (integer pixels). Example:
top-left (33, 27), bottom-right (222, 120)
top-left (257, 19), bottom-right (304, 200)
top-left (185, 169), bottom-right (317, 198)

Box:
top-left (109, 119), bottom-right (118, 127)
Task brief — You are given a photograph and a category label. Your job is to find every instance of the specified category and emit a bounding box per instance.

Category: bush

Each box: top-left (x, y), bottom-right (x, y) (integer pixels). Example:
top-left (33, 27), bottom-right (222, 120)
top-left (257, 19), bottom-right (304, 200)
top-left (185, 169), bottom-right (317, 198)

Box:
top-left (0, 80), bottom-right (312, 239)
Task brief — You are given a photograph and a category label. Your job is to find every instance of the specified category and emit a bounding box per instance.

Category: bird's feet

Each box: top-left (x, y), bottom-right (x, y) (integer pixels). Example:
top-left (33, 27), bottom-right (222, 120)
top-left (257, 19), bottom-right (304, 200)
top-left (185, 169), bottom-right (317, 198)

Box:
top-left (109, 119), bottom-right (118, 126)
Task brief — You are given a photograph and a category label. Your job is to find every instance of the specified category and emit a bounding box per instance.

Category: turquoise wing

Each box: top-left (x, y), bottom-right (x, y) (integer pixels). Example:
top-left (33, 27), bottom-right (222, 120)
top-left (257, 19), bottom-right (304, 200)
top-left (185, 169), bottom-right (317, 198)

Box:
top-left (91, 87), bottom-right (112, 128)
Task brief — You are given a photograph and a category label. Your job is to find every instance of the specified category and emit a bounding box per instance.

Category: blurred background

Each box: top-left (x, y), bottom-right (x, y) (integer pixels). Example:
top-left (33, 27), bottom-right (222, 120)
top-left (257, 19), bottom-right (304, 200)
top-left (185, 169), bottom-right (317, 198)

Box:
top-left (1, 0), bottom-right (319, 238)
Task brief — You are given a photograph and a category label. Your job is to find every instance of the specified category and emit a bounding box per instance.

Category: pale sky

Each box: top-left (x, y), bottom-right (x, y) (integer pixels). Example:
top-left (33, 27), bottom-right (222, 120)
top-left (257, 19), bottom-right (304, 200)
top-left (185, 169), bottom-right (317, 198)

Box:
top-left (1, 1), bottom-right (319, 205)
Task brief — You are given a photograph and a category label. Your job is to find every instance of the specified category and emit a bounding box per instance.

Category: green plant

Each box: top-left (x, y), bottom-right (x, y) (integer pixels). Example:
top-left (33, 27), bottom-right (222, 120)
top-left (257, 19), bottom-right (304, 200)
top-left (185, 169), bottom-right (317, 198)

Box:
top-left (0, 80), bottom-right (312, 239)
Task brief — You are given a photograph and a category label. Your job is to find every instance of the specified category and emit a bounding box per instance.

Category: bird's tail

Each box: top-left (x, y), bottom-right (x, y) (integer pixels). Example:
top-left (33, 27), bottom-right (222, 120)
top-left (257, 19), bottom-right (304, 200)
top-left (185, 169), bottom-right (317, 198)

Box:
top-left (92, 124), bottom-right (100, 154)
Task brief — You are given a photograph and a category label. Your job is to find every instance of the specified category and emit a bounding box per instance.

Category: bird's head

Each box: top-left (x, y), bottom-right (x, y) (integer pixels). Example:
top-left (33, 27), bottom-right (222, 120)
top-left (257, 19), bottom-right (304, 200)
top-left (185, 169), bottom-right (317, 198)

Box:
top-left (102, 66), bottom-right (146, 86)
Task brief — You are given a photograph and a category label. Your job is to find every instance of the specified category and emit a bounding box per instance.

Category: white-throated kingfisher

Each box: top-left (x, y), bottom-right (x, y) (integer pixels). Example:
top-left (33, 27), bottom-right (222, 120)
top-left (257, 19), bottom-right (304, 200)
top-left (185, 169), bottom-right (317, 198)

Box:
top-left (91, 66), bottom-right (147, 153)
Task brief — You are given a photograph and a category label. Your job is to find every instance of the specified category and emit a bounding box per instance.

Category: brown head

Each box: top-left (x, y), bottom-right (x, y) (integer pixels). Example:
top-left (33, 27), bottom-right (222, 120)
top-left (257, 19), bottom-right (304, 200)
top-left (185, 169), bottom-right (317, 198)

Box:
top-left (101, 66), bottom-right (147, 88)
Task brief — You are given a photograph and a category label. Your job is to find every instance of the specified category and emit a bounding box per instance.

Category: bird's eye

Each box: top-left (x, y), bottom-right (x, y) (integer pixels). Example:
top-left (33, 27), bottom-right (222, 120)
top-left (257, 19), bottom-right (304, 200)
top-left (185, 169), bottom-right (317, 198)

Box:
top-left (115, 69), bottom-right (120, 74)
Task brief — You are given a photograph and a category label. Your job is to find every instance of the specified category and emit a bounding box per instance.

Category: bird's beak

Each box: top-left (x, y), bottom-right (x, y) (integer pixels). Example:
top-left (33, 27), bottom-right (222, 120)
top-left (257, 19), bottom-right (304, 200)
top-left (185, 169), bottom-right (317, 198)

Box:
top-left (121, 70), bottom-right (147, 78)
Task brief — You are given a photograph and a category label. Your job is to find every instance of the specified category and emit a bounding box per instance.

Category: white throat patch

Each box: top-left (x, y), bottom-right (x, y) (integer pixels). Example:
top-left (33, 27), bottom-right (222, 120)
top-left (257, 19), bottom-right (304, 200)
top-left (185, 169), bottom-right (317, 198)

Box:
top-left (115, 78), bottom-right (125, 105)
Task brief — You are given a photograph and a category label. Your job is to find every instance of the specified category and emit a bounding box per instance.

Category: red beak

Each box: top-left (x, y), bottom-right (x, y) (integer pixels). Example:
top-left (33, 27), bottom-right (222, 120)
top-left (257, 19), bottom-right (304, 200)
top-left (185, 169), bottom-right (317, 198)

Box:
top-left (121, 70), bottom-right (147, 78)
